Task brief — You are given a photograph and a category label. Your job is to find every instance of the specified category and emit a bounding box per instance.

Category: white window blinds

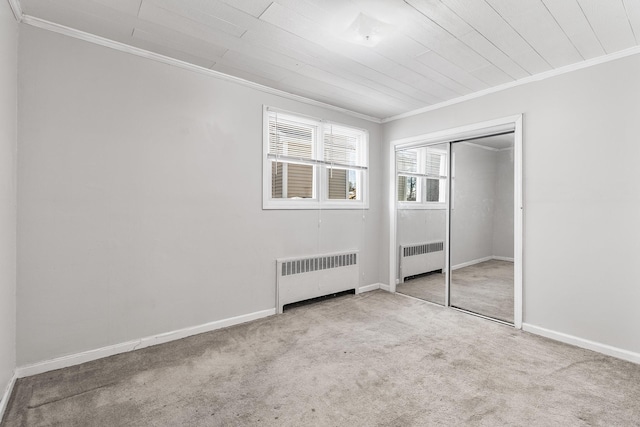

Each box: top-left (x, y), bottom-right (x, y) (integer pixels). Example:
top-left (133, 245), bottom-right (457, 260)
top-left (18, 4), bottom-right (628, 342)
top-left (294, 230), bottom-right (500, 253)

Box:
top-left (397, 150), bottom-right (418, 174)
top-left (267, 111), bottom-right (367, 170)
top-left (323, 127), bottom-right (366, 169)
top-left (263, 107), bottom-right (369, 209)
top-left (268, 113), bottom-right (315, 162)
top-left (397, 148), bottom-right (446, 177)
top-left (425, 151), bottom-right (444, 177)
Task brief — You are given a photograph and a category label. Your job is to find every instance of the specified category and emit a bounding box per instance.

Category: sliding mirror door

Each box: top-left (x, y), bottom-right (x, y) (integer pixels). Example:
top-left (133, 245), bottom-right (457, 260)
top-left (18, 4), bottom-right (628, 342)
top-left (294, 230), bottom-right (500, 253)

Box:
top-left (396, 143), bottom-right (448, 305)
top-left (449, 134), bottom-right (515, 323)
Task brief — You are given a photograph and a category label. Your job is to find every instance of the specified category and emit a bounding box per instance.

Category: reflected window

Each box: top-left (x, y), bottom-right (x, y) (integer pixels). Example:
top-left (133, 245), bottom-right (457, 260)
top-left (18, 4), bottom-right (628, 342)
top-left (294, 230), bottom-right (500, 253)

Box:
top-left (397, 147), bottom-right (447, 207)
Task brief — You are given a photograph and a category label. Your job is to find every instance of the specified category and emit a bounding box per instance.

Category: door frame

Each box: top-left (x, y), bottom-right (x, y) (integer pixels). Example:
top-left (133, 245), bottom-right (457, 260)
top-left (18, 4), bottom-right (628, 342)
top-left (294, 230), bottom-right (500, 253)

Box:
top-left (388, 115), bottom-right (523, 328)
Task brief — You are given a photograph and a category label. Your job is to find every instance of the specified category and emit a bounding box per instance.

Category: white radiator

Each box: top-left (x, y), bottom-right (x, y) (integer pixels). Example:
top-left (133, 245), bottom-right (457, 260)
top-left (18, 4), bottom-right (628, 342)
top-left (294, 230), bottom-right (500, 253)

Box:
top-left (276, 251), bottom-right (359, 313)
top-left (399, 241), bottom-right (444, 283)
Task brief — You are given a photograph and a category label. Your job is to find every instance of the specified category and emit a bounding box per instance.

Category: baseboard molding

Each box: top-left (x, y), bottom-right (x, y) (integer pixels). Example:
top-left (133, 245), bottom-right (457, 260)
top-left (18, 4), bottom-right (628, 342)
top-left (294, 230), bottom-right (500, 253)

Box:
top-left (451, 256), bottom-right (493, 270)
top-left (358, 283), bottom-right (381, 293)
top-left (451, 255), bottom-right (514, 270)
top-left (0, 372), bottom-right (17, 422)
top-left (16, 308), bottom-right (275, 378)
top-left (522, 323), bottom-right (640, 365)
top-left (379, 283), bottom-right (392, 292)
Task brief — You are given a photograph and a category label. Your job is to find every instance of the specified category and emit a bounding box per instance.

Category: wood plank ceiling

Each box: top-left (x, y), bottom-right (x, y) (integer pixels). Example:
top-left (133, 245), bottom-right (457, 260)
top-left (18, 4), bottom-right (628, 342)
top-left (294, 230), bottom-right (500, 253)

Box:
top-left (20, 0), bottom-right (640, 120)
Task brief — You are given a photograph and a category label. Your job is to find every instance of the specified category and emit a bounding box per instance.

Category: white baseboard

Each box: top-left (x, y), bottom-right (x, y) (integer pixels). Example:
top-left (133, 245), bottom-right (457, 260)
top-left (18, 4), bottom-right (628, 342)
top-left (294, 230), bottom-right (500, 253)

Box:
top-left (522, 323), bottom-right (640, 365)
top-left (451, 255), bottom-right (514, 270)
top-left (358, 283), bottom-right (381, 293)
top-left (451, 256), bottom-right (493, 270)
top-left (16, 308), bottom-right (276, 378)
top-left (0, 372), bottom-right (17, 422)
top-left (379, 283), bottom-right (391, 292)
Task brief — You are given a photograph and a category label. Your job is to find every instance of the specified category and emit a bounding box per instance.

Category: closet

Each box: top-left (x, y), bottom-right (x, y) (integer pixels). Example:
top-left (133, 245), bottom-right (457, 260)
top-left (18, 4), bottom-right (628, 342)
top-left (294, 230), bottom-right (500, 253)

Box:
top-left (394, 125), bottom-right (520, 325)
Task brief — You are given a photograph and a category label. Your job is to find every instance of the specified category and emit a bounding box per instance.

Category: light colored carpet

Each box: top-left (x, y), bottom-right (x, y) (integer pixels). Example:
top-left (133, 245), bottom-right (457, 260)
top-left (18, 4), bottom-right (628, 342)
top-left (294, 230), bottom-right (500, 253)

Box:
top-left (396, 270), bottom-right (447, 305)
top-left (4, 290), bottom-right (640, 426)
top-left (451, 260), bottom-right (514, 323)
top-left (397, 260), bottom-right (514, 323)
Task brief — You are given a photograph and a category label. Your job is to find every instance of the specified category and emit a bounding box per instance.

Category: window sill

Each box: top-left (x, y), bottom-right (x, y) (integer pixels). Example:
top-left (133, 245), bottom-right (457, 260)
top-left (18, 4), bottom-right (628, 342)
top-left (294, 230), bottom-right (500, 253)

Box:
top-left (397, 203), bottom-right (446, 210)
top-left (263, 200), bottom-right (369, 210)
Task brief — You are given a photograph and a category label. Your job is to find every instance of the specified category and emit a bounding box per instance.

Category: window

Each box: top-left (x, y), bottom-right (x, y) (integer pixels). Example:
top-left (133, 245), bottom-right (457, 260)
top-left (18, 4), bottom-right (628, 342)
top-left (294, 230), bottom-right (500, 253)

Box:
top-left (263, 107), bottom-right (368, 209)
top-left (397, 146), bottom-right (447, 208)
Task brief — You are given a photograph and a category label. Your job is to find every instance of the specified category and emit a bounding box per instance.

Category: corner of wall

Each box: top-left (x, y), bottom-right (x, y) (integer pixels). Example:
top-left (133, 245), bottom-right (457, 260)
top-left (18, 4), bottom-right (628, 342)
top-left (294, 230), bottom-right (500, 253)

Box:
top-left (1, 0), bottom-right (20, 414)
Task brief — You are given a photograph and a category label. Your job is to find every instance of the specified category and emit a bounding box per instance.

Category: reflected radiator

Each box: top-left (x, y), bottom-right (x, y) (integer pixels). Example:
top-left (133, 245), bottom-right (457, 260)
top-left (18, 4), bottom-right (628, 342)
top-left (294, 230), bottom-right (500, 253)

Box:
top-left (276, 251), bottom-right (359, 313)
top-left (399, 241), bottom-right (444, 283)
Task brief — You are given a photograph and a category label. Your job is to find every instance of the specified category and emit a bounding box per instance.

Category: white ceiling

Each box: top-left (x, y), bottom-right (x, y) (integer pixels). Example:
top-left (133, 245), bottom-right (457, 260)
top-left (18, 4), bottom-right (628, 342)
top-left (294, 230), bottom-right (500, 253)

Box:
top-left (19, 0), bottom-right (640, 120)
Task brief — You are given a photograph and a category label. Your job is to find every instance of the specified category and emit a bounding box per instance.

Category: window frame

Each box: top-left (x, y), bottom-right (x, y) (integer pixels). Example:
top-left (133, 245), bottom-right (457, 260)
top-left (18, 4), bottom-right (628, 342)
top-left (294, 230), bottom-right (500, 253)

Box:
top-left (262, 106), bottom-right (369, 210)
top-left (397, 146), bottom-right (447, 210)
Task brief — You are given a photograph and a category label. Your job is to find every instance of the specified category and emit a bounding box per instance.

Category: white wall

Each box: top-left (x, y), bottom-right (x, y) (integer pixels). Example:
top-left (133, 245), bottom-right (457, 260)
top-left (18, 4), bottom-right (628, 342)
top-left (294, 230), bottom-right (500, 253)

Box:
top-left (492, 148), bottom-right (514, 259)
top-left (0, 0), bottom-right (18, 403)
top-left (17, 25), bottom-right (382, 365)
top-left (397, 210), bottom-right (446, 249)
top-left (450, 143), bottom-right (497, 267)
top-left (383, 53), bottom-right (640, 355)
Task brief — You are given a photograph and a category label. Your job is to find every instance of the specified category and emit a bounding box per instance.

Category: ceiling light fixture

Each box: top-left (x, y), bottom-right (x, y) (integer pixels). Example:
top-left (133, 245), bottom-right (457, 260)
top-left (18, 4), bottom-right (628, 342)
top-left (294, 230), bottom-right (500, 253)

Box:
top-left (344, 13), bottom-right (390, 47)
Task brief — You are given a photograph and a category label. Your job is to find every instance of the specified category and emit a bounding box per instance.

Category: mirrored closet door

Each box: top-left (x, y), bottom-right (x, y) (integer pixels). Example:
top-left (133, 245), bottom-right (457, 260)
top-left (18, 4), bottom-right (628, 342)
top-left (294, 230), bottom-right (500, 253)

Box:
top-left (395, 143), bottom-right (448, 305)
top-left (395, 132), bottom-right (516, 324)
top-left (449, 134), bottom-right (515, 323)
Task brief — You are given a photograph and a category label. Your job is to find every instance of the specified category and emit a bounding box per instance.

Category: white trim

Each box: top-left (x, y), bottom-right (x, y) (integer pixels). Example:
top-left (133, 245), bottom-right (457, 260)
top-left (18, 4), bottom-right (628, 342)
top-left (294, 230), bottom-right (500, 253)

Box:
top-left (459, 140), bottom-right (516, 153)
top-left (359, 283), bottom-right (382, 293)
top-left (15, 7), bottom-right (640, 125)
top-left (445, 142), bottom-right (451, 306)
top-left (389, 115), bottom-right (523, 328)
top-left (513, 115), bottom-right (523, 329)
top-left (522, 323), bottom-right (640, 365)
top-left (16, 308), bottom-right (275, 378)
top-left (19, 15), bottom-right (381, 124)
top-left (382, 45), bottom-right (640, 123)
top-left (450, 256), bottom-right (514, 270)
top-left (459, 141), bottom-right (502, 152)
top-left (0, 373), bottom-right (17, 420)
top-left (396, 203), bottom-right (447, 210)
top-left (451, 256), bottom-right (494, 271)
top-left (379, 283), bottom-right (392, 292)
top-left (0, 372), bottom-right (17, 422)
top-left (393, 120), bottom-right (517, 149)
top-left (7, 0), bottom-right (22, 22)
top-left (388, 140), bottom-right (398, 293)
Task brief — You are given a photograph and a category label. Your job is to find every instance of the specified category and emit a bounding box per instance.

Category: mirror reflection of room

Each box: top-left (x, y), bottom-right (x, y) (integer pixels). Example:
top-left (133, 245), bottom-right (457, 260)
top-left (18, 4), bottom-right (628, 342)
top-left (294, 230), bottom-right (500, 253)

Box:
top-left (450, 134), bottom-right (515, 323)
top-left (396, 143), bottom-right (448, 305)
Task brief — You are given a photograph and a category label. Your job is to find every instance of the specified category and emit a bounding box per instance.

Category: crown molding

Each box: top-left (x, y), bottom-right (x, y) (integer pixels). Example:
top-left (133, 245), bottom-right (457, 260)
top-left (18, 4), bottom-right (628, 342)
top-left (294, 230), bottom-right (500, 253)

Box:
top-left (19, 14), bottom-right (383, 124)
top-left (7, 0), bottom-right (23, 21)
top-left (17, 2), bottom-right (640, 126)
top-left (460, 141), bottom-right (513, 152)
top-left (459, 141), bottom-right (502, 152)
top-left (383, 44), bottom-right (640, 123)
